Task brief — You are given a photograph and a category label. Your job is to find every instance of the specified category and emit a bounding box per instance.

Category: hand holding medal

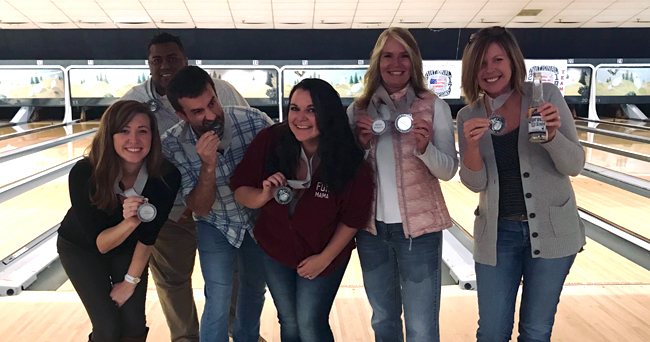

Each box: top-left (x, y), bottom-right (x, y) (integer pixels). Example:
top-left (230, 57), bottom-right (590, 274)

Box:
top-left (262, 172), bottom-right (289, 204)
top-left (137, 198), bottom-right (157, 222)
top-left (116, 165), bottom-right (157, 223)
top-left (485, 88), bottom-right (513, 136)
top-left (122, 189), bottom-right (157, 223)
top-left (487, 114), bottom-right (506, 135)
top-left (263, 148), bottom-right (314, 206)
top-left (274, 186), bottom-right (294, 205)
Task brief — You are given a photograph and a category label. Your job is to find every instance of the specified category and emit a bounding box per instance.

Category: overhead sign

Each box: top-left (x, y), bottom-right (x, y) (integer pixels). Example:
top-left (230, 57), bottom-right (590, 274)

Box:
top-left (422, 60), bottom-right (462, 99)
top-left (525, 59), bottom-right (568, 95)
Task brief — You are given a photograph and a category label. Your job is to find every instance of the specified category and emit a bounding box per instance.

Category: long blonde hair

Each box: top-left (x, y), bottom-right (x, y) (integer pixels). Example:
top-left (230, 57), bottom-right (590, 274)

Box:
top-left (357, 27), bottom-right (429, 110)
top-left (461, 26), bottom-right (526, 105)
top-left (87, 100), bottom-right (163, 210)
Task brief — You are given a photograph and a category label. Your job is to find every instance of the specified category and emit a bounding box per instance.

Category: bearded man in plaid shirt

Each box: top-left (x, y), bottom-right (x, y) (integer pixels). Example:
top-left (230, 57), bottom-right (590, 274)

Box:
top-left (162, 66), bottom-right (272, 342)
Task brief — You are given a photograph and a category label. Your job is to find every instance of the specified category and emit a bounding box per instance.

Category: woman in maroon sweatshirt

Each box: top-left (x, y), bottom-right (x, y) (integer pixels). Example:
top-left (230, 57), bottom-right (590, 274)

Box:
top-left (230, 78), bottom-right (373, 342)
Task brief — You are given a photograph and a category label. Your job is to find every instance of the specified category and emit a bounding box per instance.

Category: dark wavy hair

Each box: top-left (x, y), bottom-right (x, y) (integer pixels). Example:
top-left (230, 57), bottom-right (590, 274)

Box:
top-left (267, 78), bottom-right (365, 193)
top-left (167, 66), bottom-right (216, 113)
top-left (87, 100), bottom-right (164, 210)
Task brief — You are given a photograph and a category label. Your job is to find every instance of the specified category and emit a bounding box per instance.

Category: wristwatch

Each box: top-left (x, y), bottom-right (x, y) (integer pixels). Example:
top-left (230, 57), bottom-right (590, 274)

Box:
top-left (124, 273), bottom-right (141, 285)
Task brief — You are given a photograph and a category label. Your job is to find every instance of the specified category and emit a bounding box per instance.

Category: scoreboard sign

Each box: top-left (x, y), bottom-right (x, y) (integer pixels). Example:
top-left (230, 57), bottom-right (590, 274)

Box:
top-left (422, 60), bottom-right (463, 100)
top-left (524, 59), bottom-right (568, 95)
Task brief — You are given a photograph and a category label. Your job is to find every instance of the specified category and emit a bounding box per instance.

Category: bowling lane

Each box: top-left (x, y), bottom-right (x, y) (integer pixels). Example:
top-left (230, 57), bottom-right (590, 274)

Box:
top-left (0, 175), bottom-right (69, 260)
top-left (576, 120), bottom-right (650, 139)
top-left (0, 121), bottom-right (60, 137)
top-left (439, 176), bottom-right (650, 285)
top-left (571, 175), bottom-right (650, 241)
top-left (577, 130), bottom-right (650, 156)
top-left (0, 136), bottom-right (93, 188)
top-left (440, 178), bottom-right (477, 237)
top-left (584, 145), bottom-right (650, 181)
top-left (0, 122), bottom-right (99, 154)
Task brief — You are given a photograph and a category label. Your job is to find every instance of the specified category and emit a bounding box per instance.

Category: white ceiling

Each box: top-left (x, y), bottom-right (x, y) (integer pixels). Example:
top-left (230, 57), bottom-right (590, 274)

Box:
top-left (0, 0), bottom-right (649, 30)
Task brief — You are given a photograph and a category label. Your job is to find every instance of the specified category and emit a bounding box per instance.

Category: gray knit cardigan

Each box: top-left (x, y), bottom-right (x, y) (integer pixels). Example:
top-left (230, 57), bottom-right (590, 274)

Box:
top-left (456, 82), bottom-right (586, 266)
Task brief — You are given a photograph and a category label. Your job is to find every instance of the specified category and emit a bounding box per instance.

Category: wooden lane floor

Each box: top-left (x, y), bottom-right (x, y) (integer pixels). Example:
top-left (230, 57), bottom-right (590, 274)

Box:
top-left (0, 121), bottom-right (60, 137)
top-left (571, 175), bottom-right (650, 241)
top-left (0, 122), bottom-right (99, 154)
top-left (0, 175), bottom-right (70, 261)
top-left (0, 136), bottom-right (94, 188)
top-left (7, 285), bottom-right (650, 341)
top-left (577, 130), bottom-right (650, 155)
top-left (439, 176), bottom-right (650, 285)
top-left (576, 120), bottom-right (650, 138)
top-left (584, 145), bottom-right (650, 181)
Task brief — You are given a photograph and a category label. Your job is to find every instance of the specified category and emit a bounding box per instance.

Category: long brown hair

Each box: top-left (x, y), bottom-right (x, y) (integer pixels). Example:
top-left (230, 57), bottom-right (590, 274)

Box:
top-left (87, 100), bottom-right (164, 210)
top-left (461, 26), bottom-right (526, 105)
top-left (357, 27), bottom-right (429, 110)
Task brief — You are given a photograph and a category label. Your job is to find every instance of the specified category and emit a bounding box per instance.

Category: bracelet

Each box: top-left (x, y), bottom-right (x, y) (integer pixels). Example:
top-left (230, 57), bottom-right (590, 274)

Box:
top-left (124, 274), bottom-right (137, 284)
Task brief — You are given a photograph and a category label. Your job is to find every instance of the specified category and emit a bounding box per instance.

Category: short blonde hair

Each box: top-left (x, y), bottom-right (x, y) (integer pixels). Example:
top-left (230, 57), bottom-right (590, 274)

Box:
top-left (461, 26), bottom-right (526, 105)
top-left (357, 27), bottom-right (429, 110)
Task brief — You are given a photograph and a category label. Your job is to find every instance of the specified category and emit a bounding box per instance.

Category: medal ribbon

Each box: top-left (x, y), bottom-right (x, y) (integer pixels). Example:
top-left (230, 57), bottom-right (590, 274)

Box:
top-left (114, 164), bottom-right (149, 198)
top-left (286, 148), bottom-right (314, 190)
top-left (486, 88), bottom-right (514, 114)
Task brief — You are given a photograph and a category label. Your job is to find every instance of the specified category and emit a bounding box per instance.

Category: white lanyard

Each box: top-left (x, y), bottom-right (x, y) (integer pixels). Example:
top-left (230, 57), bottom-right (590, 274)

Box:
top-left (286, 148), bottom-right (314, 190)
top-left (486, 88), bottom-right (514, 113)
top-left (146, 79), bottom-right (162, 113)
top-left (113, 164), bottom-right (149, 198)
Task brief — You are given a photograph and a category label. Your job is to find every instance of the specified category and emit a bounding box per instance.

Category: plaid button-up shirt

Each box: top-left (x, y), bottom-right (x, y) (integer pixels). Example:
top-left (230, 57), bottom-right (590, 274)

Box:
top-left (162, 105), bottom-right (273, 247)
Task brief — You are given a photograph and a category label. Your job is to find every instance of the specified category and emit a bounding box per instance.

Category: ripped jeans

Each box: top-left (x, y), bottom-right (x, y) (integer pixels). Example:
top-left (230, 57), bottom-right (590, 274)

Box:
top-left (356, 221), bottom-right (443, 342)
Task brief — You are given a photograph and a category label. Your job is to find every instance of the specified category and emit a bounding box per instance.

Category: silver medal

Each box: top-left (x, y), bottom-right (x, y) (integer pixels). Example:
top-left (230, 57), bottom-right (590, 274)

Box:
top-left (137, 200), bottom-right (157, 222)
top-left (147, 99), bottom-right (160, 113)
top-left (488, 114), bottom-right (506, 135)
top-left (395, 114), bottom-right (413, 133)
top-left (212, 120), bottom-right (225, 139)
top-left (371, 119), bottom-right (387, 135)
top-left (274, 186), bottom-right (294, 205)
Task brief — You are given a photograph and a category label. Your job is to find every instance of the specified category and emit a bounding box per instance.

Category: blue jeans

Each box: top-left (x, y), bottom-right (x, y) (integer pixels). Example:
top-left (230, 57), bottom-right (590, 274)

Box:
top-left (475, 219), bottom-right (576, 342)
top-left (196, 221), bottom-right (266, 342)
top-left (356, 221), bottom-right (443, 342)
top-left (261, 251), bottom-right (349, 342)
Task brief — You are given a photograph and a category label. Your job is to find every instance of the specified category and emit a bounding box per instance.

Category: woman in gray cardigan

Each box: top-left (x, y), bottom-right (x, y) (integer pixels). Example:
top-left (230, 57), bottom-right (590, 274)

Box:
top-left (456, 26), bottom-right (585, 342)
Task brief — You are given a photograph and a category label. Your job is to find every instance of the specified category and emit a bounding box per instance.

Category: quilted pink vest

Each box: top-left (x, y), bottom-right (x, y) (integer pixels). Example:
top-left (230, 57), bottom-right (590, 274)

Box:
top-left (353, 87), bottom-right (452, 238)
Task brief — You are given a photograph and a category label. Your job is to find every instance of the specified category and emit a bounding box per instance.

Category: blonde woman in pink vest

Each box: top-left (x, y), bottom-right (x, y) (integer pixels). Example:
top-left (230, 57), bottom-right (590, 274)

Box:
top-left (457, 27), bottom-right (584, 342)
top-left (347, 27), bottom-right (458, 342)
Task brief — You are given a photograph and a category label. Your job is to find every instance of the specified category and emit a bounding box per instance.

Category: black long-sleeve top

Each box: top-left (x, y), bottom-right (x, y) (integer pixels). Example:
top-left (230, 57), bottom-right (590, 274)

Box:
top-left (58, 158), bottom-right (181, 255)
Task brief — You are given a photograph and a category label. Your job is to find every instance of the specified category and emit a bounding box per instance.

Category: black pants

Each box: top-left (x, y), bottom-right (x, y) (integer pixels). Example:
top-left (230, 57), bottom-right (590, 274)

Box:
top-left (57, 236), bottom-right (149, 342)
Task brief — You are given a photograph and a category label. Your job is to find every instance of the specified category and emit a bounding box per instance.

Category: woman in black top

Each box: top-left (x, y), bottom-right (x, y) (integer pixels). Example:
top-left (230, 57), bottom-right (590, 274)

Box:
top-left (57, 100), bottom-right (180, 342)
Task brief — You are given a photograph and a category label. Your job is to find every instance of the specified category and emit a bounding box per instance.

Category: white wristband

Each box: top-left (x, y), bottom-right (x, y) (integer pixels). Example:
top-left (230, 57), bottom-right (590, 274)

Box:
top-left (124, 274), bottom-right (137, 284)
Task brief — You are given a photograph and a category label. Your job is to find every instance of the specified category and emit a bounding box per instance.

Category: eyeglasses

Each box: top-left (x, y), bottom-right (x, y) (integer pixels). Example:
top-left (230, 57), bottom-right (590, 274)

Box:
top-left (469, 26), bottom-right (507, 43)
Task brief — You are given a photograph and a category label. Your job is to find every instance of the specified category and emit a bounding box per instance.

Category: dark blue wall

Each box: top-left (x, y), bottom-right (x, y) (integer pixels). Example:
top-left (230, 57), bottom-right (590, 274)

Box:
top-left (0, 28), bottom-right (648, 61)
